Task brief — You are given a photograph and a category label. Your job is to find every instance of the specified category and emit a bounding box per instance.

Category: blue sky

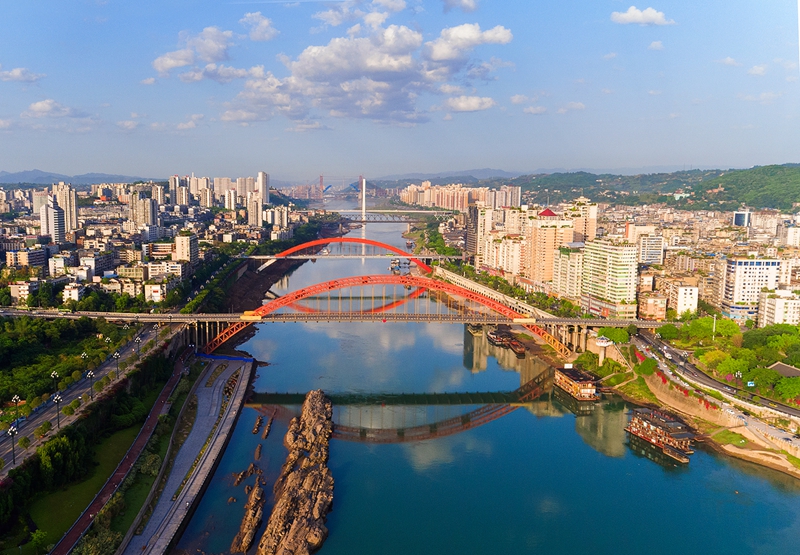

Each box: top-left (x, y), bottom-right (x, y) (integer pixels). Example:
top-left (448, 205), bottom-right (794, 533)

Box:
top-left (0, 1), bottom-right (798, 181)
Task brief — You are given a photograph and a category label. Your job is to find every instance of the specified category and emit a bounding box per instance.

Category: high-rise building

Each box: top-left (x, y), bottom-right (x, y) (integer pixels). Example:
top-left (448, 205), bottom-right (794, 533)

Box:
top-left (638, 235), bottom-right (665, 265)
top-left (581, 238), bottom-right (638, 319)
top-left (177, 186), bottom-right (190, 207)
top-left (248, 197), bottom-right (263, 227)
top-left (257, 171), bottom-right (270, 205)
top-left (32, 189), bottom-right (50, 214)
top-left (732, 211), bottom-right (751, 227)
top-left (200, 187), bottom-right (214, 208)
top-left (52, 182), bottom-right (78, 231)
top-left (152, 184), bottom-right (166, 205)
top-left (466, 203), bottom-right (493, 256)
top-left (564, 196), bottom-right (597, 242)
top-left (40, 196), bottom-right (66, 243)
top-left (175, 234), bottom-right (199, 265)
top-left (225, 189), bottom-right (238, 210)
top-left (758, 288), bottom-right (800, 328)
top-left (168, 175), bottom-right (181, 204)
top-left (524, 208), bottom-right (574, 286)
top-left (552, 245), bottom-right (584, 300)
top-left (721, 257), bottom-right (780, 323)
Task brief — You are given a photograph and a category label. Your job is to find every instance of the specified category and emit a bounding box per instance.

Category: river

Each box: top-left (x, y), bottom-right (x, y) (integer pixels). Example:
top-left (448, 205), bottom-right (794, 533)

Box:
top-left (176, 207), bottom-right (800, 555)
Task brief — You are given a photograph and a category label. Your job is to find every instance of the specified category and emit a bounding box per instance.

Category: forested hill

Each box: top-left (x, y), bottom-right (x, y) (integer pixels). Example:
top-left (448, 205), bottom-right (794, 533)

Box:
top-left (482, 164), bottom-right (800, 211)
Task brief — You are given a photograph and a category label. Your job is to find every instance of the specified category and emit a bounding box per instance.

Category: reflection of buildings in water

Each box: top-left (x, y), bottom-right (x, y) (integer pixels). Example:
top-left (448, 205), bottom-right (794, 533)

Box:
top-left (462, 324), bottom-right (544, 376)
top-left (525, 394), bottom-right (569, 418)
top-left (573, 399), bottom-right (628, 458)
top-left (627, 434), bottom-right (687, 471)
top-left (333, 404), bottom-right (475, 431)
top-left (463, 325), bottom-right (488, 373)
top-left (518, 356), bottom-right (551, 388)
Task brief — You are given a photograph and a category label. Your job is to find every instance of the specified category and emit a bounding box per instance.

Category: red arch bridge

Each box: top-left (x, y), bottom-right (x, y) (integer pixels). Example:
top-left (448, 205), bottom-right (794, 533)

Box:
top-left (249, 371), bottom-right (550, 444)
top-left (202, 274), bottom-right (573, 357)
top-left (247, 237), bottom-right (463, 273)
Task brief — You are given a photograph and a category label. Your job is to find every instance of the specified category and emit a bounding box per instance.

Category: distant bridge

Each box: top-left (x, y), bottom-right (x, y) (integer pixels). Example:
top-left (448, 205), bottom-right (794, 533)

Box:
top-left (337, 209), bottom-right (454, 223)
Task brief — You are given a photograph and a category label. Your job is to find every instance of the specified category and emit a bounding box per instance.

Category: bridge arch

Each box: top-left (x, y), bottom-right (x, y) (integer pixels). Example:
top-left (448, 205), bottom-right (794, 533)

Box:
top-left (274, 238), bottom-right (434, 273)
top-left (204, 274), bottom-right (570, 357)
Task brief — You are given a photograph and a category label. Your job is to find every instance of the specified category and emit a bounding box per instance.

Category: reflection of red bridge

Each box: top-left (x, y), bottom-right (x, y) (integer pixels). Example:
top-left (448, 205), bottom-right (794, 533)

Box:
top-left (334, 374), bottom-right (548, 443)
top-left (203, 274), bottom-right (570, 357)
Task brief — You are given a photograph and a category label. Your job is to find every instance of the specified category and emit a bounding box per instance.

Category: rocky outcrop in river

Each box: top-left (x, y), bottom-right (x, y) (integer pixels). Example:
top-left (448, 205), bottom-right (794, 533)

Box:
top-left (231, 468), bottom-right (266, 553)
top-left (256, 390), bottom-right (334, 555)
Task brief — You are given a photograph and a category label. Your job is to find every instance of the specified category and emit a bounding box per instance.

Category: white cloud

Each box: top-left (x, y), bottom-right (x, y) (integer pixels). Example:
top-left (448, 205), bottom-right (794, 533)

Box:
top-left (442, 0), bottom-right (478, 12)
top-left (648, 41), bottom-right (664, 51)
top-left (117, 120), bottom-right (138, 130)
top-left (0, 66), bottom-right (45, 83)
top-left (739, 92), bottom-right (783, 105)
top-left (141, 77), bottom-right (156, 85)
top-left (220, 18), bottom-right (512, 124)
top-left (523, 106), bottom-right (546, 115)
top-left (611, 6), bottom-right (675, 26)
top-left (177, 114), bottom-right (204, 130)
top-left (22, 99), bottom-right (80, 118)
top-left (0, 119), bottom-right (12, 129)
top-left (153, 49), bottom-right (195, 75)
top-left (557, 101), bottom-right (585, 114)
top-left (648, 90), bottom-right (662, 95)
top-left (717, 57), bottom-right (741, 67)
top-left (373, 0), bottom-right (406, 12)
top-left (603, 52), bottom-right (617, 60)
top-left (510, 94), bottom-right (528, 104)
top-left (442, 113), bottom-right (453, 120)
top-left (444, 95), bottom-right (495, 112)
top-left (313, 0), bottom-right (363, 27)
top-left (601, 88), bottom-right (613, 94)
top-left (440, 84), bottom-right (463, 94)
top-left (180, 64), bottom-right (264, 84)
top-left (425, 24), bottom-right (512, 62)
top-left (285, 120), bottom-right (332, 132)
top-left (153, 26), bottom-right (233, 75)
top-left (240, 12), bottom-right (279, 42)
top-left (788, 76), bottom-right (799, 83)
top-left (748, 65), bottom-right (767, 76)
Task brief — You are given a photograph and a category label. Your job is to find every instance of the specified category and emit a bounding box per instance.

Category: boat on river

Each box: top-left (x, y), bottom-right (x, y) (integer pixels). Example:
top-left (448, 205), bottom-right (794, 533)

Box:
top-left (625, 408), bottom-right (694, 464)
top-left (487, 330), bottom-right (509, 347)
top-left (507, 339), bottom-right (526, 357)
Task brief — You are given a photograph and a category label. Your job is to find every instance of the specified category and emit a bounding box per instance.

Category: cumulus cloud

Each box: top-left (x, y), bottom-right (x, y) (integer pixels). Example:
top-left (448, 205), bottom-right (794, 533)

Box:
top-left (739, 92), bottom-right (783, 104)
top-left (22, 99), bottom-right (81, 118)
top-left (180, 64), bottom-right (264, 84)
top-left (557, 101), bottom-right (585, 114)
top-left (611, 6), bottom-right (675, 26)
top-left (285, 120), bottom-right (332, 132)
top-left (0, 65), bottom-right (45, 82)
top-left (466, 57), bottom-right (513, 81)
top-left (0, 119), bottom-right (12, 129)
top-left (177, 114), bottom-right (204, 130)
top-left (141, 77), bottom-right (156, 85)
top-left (603, 52), bottom-right (617, 60)
top-left (425, 24), bottom-right (512, 62)
top-left (748, 65), bottom-right (767, 76)
top-left (648, 89), bottom-right (662, 95)
top-left (373, 0), bottom-right (406, 12)
top-left (313, 0), bottom-right (364, 27)
top-left (442, 0), bottom-right (478, 12)
top-left (220, 18), bottom-right (512, 124)
top-left (240, 12), bottom-right (279, 41)
top-left (718, 57), bottom-right (741, 66)
top-left (444, 95), bottom-right (495, 112)
top-left (153, 26), bottom-right (234, 75)
top-left (523, 106), bottom-right (546, 114)
top-left (117, 120), bottom-right (138, 130)
top-left (510, 94), bottom-right (528, 104)
top-left (648, 41), bottom-right (664, 50)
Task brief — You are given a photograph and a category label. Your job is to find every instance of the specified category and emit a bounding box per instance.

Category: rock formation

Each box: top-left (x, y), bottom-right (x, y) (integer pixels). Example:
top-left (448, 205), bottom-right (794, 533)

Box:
top-left (231, 469), bottom-right (266, 553)
top-left (256, 390), bottom-right (334, 555)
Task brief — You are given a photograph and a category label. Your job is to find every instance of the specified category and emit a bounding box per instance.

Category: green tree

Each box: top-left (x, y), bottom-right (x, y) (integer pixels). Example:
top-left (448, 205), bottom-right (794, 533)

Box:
top-left (30, 529), bottom-right (48, 555)
top-left (657, 323), bottom-right (679, 341)
top-left (776, 377), bottom-right (800, 402)
top-left (18, 435), bottom-right (30, 450)
top-left (597, 327), bottom-right (629, 344)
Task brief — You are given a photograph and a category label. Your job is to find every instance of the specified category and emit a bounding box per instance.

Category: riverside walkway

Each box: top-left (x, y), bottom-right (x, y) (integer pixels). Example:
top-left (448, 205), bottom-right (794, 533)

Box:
top-left (50, 348), bottom-right (191, 555)
top-left (122, 356), bottom-right (254, 555)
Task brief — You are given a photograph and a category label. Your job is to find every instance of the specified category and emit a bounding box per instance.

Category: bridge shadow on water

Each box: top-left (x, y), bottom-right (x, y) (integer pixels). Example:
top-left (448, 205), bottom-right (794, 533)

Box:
top-left (246, 369), bottom-right (552, 444)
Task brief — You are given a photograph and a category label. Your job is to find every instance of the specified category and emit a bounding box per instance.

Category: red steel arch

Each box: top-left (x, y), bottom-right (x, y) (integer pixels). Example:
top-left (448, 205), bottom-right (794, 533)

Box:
top-left (275, 238), bottom-right (433, 273)
top-left (203, 274), bottom-right (570, 357)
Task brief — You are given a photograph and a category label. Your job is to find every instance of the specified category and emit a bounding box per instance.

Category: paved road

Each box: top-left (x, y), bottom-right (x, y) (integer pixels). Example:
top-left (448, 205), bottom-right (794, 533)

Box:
top-left (49, 348), bottom-right (191, 555)
top-left (0, 324), bottom-right (168, 476)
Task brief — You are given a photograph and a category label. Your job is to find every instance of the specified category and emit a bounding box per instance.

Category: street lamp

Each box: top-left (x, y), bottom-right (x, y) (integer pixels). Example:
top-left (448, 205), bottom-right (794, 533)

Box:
top-left (53, 393), bottom-right (62, 429)
top-left (135, 336), bottom-right (142, 357)
top-left (11, 395), bottom-right (19, 423)
top-left (7, 426), bottom-right (17, 466)
top-left (87, 370), bottom-right (95, 400)
top-left (51, 370), bottom-right (59, 392)
top-left (113, 351), bottom-right (120, 379)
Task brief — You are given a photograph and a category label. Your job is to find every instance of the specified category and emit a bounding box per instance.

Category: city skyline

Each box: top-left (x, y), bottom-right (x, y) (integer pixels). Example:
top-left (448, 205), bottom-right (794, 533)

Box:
top-left (0, 1), bottom-right (798, 180)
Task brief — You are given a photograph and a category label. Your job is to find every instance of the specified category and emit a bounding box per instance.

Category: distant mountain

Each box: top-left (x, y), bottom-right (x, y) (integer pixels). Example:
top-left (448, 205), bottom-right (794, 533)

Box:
top-left (378, 168), bottom-right (522, 181)
top-left (0, 169), bottom-right (154, 186)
